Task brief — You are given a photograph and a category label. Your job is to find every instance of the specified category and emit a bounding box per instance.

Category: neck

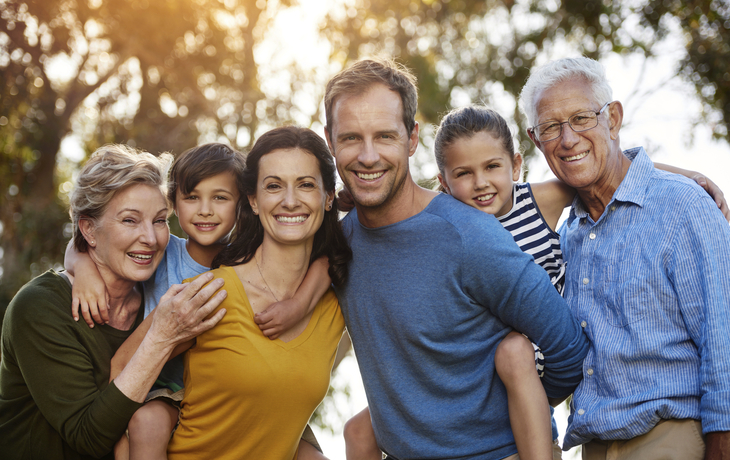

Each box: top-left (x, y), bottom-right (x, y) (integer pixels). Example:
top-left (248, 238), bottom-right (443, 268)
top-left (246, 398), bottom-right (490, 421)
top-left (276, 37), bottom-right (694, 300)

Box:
top-left (577, 148), bottom-right (631, 221)
top-left (255, 237), bottom-right (312, 301)
top-left (356, 177), bottom-right (438, 228)
top-left (87, 252), bottom-right (141, 329)
top-left (186, 239), bottom-right (223, 268)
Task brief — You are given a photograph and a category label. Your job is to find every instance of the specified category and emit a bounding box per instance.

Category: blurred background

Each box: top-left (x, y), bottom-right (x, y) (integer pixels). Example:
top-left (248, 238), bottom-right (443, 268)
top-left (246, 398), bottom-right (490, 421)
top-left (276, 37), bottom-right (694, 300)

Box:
top-left (2, 0), bottom-right (730, 458)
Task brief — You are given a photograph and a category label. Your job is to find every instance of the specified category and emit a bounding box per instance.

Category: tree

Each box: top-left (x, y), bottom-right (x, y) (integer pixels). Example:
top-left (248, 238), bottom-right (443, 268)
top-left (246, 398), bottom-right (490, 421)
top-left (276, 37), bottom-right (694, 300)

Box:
top-left (319, 0), bottom-right (730, 174)
top-left (0, 0), bottom-right (311, 310)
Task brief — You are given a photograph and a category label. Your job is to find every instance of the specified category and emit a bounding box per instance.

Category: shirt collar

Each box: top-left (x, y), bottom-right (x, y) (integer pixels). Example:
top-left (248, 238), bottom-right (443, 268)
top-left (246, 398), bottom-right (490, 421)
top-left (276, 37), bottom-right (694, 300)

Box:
top-left (567, 146), bottom-right (653, 227)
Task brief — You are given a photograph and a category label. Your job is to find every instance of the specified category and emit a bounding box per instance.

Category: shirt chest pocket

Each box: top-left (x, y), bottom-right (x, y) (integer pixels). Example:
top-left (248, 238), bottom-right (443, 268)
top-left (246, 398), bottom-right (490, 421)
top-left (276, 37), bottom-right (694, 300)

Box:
top-left (602, 266), bottom-right (649, 327)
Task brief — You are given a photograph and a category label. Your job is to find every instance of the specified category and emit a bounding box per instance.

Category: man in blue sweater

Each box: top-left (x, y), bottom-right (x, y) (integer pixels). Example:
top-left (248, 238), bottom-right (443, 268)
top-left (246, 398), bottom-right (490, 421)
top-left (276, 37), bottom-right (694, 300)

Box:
top-left (324, 58), bottom-right (588, 459)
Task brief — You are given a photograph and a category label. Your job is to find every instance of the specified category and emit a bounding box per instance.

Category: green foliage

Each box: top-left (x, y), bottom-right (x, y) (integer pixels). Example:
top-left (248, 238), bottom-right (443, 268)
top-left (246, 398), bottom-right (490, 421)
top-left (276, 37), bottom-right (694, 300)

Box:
top-left (637, 0), bottom-right (730, 140)
top-left (0, 0), bottom-right (300, 310)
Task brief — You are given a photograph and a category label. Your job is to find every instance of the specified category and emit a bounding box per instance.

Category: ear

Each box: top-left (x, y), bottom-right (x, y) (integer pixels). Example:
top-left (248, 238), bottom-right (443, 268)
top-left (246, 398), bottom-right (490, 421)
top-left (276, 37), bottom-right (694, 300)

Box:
top-left (78, 218), bottom-right (96, 248)
top-left (408, 122), bottom-right (420, 157)
top-left (437, 173), bottom-right (451, 194)
top-left (512, 153), bottom-right (523, 182)
top-left (247, 195), bottom-right (258, 215)
top-left (324, 127), bottom-right (335, 157)
top-left (325, 190), bottom-right (335, 210)
top-left (527, 128), bottom-right (542, 152)
top-left (607, 101), bottom-right (623, 140)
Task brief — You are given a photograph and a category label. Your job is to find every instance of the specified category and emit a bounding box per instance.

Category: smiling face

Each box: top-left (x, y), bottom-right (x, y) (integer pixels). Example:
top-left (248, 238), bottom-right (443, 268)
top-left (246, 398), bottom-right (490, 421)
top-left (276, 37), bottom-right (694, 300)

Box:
top-left (85, 184), bottom-right (169, 284)
top-left (175, 171), bottom-right (239, 266)
top-left (326, 83), bottom-right (418, 213)
top-left (438, 131), bottom-right (522, 217)
top-left (530, 78), bottom-right (623, 193)
top-left (248, 148), bottom-right (334, 248)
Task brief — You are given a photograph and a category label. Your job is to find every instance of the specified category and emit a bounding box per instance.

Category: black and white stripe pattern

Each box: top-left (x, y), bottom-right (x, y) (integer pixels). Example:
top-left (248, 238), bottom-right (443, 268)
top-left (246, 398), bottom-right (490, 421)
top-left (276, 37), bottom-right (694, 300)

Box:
top-left (497, 183), bottom-right (565, 295)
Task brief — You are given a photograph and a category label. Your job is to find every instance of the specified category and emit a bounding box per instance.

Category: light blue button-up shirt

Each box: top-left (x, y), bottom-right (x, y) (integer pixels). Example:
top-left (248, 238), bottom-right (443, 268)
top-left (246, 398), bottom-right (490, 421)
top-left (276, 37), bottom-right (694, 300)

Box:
top-left (561, 147), bottom-right (730, 450)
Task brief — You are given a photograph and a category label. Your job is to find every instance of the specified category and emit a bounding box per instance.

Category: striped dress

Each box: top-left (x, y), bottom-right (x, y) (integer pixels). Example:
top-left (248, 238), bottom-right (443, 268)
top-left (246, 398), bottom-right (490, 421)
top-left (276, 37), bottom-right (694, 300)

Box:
top-left (497, 183), bottom-right (566, 378)
top-left (497, 183), bottom-right (566, 295)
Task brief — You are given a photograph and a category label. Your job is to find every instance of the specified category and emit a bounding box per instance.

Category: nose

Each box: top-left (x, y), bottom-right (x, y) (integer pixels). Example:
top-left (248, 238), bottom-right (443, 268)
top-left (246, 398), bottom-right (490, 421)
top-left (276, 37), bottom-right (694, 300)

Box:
top-left (281, 185), bottom-right (299, 209)
top-left (474, 171), bottom-right (489, 190)
top-left (357, 139), bottom-right (380, 167)
top-left (198, 199), bottom-right (213, 217)
top-left (560, 122), bottom-right (580, 148)
top-left (138, 221), bottom-right (158, 246)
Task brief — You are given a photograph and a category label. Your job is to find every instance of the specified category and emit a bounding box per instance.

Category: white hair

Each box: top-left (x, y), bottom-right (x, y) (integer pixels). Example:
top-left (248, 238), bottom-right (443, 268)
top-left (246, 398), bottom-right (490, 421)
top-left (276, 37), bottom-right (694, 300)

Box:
top-left (519, 57), bottom-right (613, 127)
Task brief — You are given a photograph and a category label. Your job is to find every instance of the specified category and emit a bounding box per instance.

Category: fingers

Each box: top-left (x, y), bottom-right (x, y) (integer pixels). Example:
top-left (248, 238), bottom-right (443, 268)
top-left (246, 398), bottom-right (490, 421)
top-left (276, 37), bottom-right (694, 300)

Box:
top-left (175, 289), bottom-right (228, 342)
top-left (262, 328), bottom-right (281, 340)
top-left (72, 298), bottom-right (80, 322)
top-left (90, 303), bottom-right (104, 325)
top-left (254, 308), bottom-right (273, 325)
top-left (80, 302), bottom-right (95, 328)
top-left (163, 274), bottom-right (219, 317)
top-left (192, 287), bottom-right (228, 322)
top-left (159, 283), bottom-right (186, 305)
top-left (194, 307), bottom-right (228, 335)
top-left (99, 295), bottom-right (110, 324)
top-left (720, 200), bottom-right (730, 221)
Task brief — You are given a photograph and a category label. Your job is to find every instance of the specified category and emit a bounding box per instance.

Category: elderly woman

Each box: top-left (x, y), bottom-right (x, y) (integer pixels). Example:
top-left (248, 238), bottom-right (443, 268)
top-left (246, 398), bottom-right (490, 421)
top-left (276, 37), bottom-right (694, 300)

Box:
top-left (0, 145), bottom-right (227, 460)
top-left (161, 126), bottom-right (351, 459)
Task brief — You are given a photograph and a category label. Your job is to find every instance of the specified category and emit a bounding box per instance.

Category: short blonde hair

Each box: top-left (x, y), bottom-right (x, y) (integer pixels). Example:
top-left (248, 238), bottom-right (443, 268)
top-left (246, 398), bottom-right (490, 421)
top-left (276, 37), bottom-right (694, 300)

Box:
top-left (70, 144), bottom-right (173, 252)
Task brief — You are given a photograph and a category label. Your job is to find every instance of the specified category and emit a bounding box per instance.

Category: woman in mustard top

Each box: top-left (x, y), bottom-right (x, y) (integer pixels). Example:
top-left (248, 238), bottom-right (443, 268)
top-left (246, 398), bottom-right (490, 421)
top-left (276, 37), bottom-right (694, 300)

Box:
top-left (167, 126), bottom-right (352, 460)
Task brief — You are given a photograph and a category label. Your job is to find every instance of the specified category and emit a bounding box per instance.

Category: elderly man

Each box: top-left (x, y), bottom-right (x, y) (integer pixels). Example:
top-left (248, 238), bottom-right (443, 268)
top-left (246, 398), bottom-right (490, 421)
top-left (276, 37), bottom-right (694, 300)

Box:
top-left (324, 58), bottom-right (588, 460)
top-left (521, 57), bottom-right (730, 460)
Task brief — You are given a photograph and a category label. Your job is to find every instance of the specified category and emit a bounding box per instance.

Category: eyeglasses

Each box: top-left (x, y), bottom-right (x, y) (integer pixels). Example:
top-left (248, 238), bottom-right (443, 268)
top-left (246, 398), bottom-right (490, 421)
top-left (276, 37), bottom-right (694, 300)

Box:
top-left (529, 102), bottom-right (612, 142)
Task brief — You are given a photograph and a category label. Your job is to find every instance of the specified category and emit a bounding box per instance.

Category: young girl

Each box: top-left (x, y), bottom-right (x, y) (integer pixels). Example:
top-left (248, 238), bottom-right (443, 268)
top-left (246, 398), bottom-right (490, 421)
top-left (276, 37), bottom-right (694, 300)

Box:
top-left (66, 143), bottom-right (330, 459)
top-left (344, 105), bottom-right (727, 460)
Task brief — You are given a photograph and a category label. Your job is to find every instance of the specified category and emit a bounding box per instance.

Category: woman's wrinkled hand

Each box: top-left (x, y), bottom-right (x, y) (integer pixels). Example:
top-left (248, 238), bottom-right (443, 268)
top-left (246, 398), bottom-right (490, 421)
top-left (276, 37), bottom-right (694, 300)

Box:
top-left (148, 272), bottom-right (228, 347)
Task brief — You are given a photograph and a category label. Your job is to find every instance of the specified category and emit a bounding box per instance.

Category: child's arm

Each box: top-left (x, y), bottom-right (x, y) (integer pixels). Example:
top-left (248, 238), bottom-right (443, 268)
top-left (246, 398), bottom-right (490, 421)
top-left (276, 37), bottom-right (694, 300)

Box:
top-left (654, 162), bottom-right (729, 220)
top-left (527, 180), bottom-right (576, 231)
top-left (109, 283), bottom-right (194, 382)
top-left (254, 256), bottom-right (332, 340)
top-left (530, 164), bottom-right (729, 232)
top-left (64, 240), bottom-right (109, 327)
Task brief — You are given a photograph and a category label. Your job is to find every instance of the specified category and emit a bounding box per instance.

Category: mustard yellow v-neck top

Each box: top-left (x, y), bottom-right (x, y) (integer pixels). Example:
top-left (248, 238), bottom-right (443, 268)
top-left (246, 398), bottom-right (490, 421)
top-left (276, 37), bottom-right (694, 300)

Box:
top-left (167, 266), bottom-right (345, 460)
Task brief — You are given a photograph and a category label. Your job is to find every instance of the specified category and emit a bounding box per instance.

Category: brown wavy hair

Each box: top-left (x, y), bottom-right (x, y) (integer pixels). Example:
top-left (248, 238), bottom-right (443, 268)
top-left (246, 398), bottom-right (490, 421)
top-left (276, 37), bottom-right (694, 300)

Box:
top-left (212, 126), bottom-right (351, 286)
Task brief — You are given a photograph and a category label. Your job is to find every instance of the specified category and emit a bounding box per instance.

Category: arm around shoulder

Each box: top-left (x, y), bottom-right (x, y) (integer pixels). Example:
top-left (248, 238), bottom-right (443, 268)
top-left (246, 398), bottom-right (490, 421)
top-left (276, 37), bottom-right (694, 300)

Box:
top-left (529, 179), bottom-right (576, 231)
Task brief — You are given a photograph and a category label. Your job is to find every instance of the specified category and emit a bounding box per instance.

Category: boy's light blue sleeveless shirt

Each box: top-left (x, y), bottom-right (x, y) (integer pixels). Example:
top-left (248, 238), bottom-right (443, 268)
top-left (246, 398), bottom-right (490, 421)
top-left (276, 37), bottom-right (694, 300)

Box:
top-left (143, 234), bottom-right (209, 390)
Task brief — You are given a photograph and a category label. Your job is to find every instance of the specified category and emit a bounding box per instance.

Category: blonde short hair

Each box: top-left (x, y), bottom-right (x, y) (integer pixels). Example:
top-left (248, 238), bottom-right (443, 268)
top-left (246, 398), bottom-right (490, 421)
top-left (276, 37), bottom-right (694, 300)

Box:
top-left (69, 144), bottom-right (173, 252)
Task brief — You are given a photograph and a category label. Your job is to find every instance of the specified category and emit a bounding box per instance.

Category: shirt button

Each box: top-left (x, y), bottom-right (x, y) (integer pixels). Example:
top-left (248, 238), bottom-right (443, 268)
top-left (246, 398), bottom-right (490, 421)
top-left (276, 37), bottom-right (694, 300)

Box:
top-left (578, 409), bottom-right (585, 415)
top-left (581, 321), bottom-right (587, 328)
top-left (610, 206), bottom-right (616, 211)
top-left (583, 278), bottom-right (590, 285)
top-left (589, 233), bottom-right (596, 240)
top-left (587, 368), bottom-right (594, 376)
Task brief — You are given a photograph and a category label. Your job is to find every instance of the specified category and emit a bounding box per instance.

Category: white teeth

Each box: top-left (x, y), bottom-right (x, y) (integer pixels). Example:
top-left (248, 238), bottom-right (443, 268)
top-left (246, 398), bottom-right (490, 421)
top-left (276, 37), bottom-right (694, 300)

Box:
top-left (277, 215), bottom-right (307, 223)
top-left (128, 253), bottom-right (152, 260)
top-left (196, 223), bottom-right (216, 228)
top-left (357, 172), bottom-right (384, 180)
top-left (477, 194), bottom-right (495, 202)
top-left (564, 151), bottom-right (589, 162)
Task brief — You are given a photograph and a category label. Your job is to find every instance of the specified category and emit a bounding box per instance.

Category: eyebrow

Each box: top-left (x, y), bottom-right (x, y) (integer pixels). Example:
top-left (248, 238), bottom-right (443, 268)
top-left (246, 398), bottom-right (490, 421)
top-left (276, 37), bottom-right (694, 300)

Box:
top-left (118, 206), bottom-right (168, 215)
top-left (337, 129), bottom-right (400, 140)
top-left (262, 175), bottom-right (318, 182)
